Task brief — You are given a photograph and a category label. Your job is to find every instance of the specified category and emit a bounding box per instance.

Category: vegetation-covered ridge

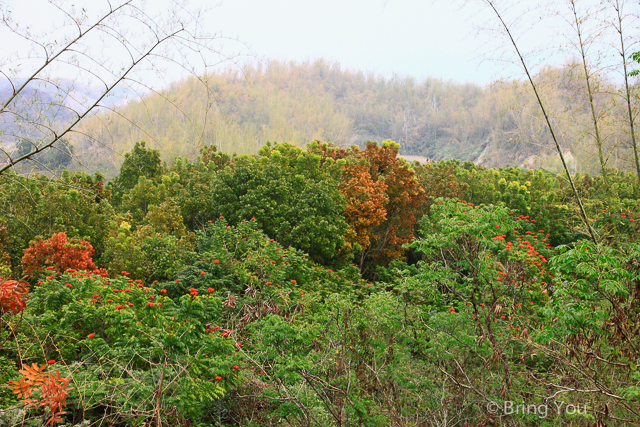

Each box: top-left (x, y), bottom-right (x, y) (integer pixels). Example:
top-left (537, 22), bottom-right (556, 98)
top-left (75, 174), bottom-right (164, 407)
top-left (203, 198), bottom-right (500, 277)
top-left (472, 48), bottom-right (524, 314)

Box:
top-left (69, 59), bottom-right (640, 178)
top-left (0, 139), bottom-right (638, 426)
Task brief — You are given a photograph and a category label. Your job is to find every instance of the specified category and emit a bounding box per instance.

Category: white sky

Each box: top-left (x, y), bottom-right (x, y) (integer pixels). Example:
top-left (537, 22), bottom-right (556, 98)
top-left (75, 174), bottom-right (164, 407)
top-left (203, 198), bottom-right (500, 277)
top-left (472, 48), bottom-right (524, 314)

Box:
top-left (1, 0), bottom-right (634, 91)
top-left (204, 0), bottom-right (516, 84)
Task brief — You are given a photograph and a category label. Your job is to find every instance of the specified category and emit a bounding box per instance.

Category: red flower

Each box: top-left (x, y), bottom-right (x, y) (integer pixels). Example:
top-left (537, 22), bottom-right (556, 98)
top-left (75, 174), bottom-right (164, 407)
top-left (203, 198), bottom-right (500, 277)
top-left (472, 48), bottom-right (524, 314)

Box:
top-left (47, 360), bottom-right (55, 364)
top-left (107, 299), bottom-right (113, 302)
top-left (213, 260), bottom-right (220, 264)
top-left (233, 365), bottom-right (239, 369)
top-left (207, 288), bottom-right (215, 293)
top-left (160, 289), bottom-right (167, 294)
top-left (214, 326), bottom-right (221, 330)
top-left (449, 308), bottom-right (455, 312)
top-left (88, 333), bottom-right (95, 338)
top-left (200, 271), bottom-right (205, 275)
top-left (175, 279), bottom-right (181, 282)
top-left (220, 216), bottom-right (225, 219)
top-left (291, 280), bottom-right (296, 284)
top-left (215, 376), bottom-right (222, 380)
top-left (147, 302), bottom-right (154, 307)
top-left (236, 343), bottom-right (243, 347)
top-left (157, 303), bottom-right (162, 306)
top-left (115, 305), bottom-right (123, 310)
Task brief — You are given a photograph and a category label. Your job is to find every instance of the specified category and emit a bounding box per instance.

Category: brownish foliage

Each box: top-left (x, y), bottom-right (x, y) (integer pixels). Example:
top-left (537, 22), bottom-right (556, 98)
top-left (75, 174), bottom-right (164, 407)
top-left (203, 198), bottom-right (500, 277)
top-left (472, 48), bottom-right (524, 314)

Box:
top-left (10, 363), bottom-right (72, 426)
top-left (361, 141), bottom-right (426, 269)
top-left (0, 277), bottom-right (29, 315)
top-left (21, 232), bottom-right (97, 279)
top-left (312, 140), bottom-right (426, 274)
top-left (340, 163), bottom-right (388, 250)
top-left (414, 162), bottom-right (469, 212)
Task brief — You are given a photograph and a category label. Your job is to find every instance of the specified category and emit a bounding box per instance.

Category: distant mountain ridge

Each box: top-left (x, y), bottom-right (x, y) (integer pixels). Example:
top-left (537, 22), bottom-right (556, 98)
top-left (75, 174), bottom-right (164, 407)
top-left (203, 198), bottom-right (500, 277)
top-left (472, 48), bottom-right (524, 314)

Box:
top-left (14, 59), bottom-right (638, 176)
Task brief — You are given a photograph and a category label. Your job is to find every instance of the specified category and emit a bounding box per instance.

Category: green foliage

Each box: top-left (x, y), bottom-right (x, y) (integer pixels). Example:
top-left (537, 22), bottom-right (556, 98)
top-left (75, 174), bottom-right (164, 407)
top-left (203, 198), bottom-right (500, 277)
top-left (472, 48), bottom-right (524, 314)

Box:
top-left (110, 141), bottom-right (164, 205)
top-left (0, 170), bottom-right (113, 272)
top-left (2, 139), bottom-right (640, 426)
top-left (167, 217), bottom-right (364, 301)
top-left (211, 143), bottom-right (349, 264)
top-left (100, 201), bottom-right (195, 281)
top-left (13, 270), bottom-right (236, 425)
top-left (16, 139), bottom-right (74, 172)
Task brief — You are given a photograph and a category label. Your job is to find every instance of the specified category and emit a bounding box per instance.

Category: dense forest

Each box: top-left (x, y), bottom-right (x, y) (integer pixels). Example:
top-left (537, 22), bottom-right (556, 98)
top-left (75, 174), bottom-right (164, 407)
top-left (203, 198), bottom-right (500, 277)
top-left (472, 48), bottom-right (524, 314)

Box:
top-left (0, 138), bottom-right (638, 426)
top-left (3, 0), bottom-right (640, 423)
top-left (63, 59), bottom-right (640, 178)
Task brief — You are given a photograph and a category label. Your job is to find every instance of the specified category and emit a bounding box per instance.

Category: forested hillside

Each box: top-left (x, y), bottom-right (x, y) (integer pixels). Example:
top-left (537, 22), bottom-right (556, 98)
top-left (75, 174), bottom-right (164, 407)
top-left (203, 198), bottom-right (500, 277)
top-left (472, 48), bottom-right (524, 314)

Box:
top-left (0, 139), bottom-right (639, 425)
top-left (69, 59), bottom-right (640, 178)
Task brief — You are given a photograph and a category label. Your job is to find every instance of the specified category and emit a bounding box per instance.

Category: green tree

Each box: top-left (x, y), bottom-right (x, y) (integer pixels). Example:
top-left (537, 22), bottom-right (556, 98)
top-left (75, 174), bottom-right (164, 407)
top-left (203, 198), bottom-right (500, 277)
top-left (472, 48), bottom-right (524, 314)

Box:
top-left (211, 143), bottom-right (349, 264)
top-left (112, 141), bottom-right (163, 188)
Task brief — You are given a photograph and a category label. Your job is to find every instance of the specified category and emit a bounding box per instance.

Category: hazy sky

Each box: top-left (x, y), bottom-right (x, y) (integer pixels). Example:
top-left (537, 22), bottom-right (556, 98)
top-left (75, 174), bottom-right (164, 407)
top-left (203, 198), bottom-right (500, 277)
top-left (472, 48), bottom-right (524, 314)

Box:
top-left (1, 0), bottom-right (550, 87)
top-left (6, 0), bottom-right (632, 90)
top-left (205, 0), bottom-right (512, 84)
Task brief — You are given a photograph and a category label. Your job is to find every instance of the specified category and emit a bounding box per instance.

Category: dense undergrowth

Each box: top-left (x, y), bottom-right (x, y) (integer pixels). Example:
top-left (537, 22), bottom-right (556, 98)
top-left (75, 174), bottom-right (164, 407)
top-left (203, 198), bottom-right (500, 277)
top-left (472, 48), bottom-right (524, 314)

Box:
top-left (0, 140), bottom-right (638, 426)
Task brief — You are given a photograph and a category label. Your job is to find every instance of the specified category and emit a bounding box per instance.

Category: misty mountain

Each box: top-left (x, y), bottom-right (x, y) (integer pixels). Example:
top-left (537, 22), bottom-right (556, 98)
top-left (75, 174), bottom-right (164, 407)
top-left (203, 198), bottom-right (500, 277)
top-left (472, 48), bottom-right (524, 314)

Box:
top-left (13, 59), bottom-right (640, 176)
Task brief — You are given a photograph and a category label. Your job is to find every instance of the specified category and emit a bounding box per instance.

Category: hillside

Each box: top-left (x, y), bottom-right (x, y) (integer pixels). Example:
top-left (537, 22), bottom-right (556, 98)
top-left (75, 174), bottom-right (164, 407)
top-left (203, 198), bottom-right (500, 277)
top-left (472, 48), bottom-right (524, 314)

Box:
top-left (70, 59), bottom-right (639, 177)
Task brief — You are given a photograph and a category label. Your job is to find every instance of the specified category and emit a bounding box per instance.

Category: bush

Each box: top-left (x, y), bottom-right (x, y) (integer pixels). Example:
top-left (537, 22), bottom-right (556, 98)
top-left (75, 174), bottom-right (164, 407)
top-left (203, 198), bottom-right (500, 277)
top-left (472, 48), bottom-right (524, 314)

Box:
top-left (12, 269), bottom-right (238, 425)
top-left (21, 232), bottom-right (98, 279)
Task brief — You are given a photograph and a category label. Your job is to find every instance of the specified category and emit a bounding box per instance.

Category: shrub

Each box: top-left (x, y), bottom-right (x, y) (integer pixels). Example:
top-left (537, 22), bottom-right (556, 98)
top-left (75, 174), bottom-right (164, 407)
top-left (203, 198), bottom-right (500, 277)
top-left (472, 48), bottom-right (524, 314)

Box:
top-left (21, 232), bottom-right (97, 279)
top-left (13, 269), bottom-right (237, 425)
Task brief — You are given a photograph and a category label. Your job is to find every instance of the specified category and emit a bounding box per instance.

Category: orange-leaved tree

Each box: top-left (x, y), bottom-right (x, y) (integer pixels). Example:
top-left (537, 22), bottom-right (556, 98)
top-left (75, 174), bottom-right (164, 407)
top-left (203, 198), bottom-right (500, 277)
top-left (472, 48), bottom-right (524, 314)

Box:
top-left (360, 140), bottom-right (426, 271)
top-left (339, 162), bottom-right (389, 269)
top-left (22, 232), bottom-right (97, 279)
top-left (311, 140), bottom-right (426, 275)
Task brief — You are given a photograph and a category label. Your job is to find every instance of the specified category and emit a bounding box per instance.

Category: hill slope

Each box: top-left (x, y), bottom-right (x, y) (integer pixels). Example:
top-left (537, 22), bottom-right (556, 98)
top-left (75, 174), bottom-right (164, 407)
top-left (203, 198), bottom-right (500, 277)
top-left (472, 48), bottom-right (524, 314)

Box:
top-left (71, 59), bottom-right (638, 177)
